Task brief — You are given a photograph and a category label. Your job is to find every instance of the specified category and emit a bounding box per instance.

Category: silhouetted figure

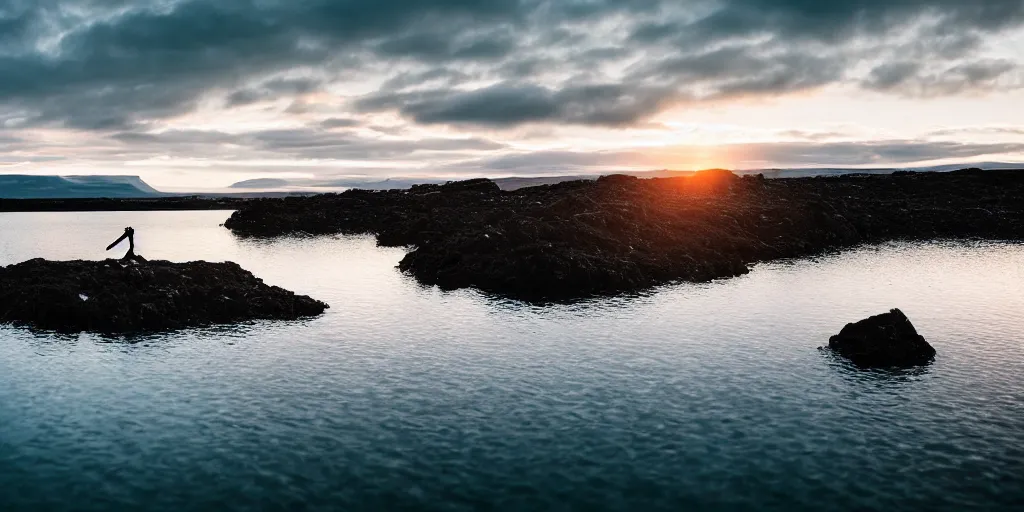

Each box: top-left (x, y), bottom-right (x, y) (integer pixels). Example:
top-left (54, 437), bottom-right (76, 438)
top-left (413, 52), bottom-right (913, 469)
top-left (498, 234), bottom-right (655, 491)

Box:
top-left (107, 226), bottom-right (144, 262)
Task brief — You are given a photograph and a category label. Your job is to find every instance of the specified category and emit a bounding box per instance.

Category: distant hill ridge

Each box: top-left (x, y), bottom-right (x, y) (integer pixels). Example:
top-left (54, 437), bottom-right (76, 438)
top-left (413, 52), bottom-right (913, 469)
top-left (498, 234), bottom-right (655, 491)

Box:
top-left (0, 175), bottom-right (163, 199)
top-left (229, 162), bottom-right (1023, 192)
top-left (3, 163), bottom-right (1021, 198)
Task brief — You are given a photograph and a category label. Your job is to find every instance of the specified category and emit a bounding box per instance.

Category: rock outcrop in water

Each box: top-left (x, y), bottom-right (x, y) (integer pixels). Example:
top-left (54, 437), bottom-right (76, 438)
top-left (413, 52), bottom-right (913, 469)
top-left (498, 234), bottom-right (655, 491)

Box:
top-left (828, 309), bottom-right (936, 367)
top-left (224, 168), bottom-right (1024, 300)
top-left (0, 259), bottom-right (328, 333)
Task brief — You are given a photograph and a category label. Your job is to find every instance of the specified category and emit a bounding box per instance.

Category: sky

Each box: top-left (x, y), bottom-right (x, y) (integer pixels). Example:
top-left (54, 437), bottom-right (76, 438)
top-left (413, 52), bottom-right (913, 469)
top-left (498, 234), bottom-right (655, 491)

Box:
top-left (1, 0), bottom-right (1023, 191)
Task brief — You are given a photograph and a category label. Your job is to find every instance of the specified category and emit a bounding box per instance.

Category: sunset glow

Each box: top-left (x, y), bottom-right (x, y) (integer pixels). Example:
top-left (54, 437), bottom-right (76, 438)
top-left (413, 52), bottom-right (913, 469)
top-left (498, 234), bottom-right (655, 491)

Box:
top-left (1, 1), bottom-right (1023, 191)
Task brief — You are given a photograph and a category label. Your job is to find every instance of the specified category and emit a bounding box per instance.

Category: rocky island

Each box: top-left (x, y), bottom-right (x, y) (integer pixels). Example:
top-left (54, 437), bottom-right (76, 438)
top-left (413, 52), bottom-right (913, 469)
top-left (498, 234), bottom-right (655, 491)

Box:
top-left (225, 168), bottom-right (1024, 301)
top-left (829, 309), bottom-right (936, 368)
top-left (0, 259), bottom-right (328, 333)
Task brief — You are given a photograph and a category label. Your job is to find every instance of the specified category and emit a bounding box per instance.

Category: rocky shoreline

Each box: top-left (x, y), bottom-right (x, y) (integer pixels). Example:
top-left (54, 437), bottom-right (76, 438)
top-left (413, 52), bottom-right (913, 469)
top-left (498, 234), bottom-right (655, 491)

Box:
top-left (224, 168), bottom-right (1024, 300)
top-left (0, 259), bottom-right (328, 333)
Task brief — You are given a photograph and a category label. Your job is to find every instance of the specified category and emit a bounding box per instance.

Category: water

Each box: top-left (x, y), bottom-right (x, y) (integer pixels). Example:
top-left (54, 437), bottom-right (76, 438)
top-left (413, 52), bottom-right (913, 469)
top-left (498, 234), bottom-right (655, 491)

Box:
top-left (1, 211), bottom-right (1022, 511)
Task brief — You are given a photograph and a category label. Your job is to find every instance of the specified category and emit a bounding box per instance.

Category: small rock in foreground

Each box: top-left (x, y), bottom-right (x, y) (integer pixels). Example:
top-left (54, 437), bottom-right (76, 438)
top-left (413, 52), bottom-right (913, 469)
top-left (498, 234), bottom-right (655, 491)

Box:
top-left (828, 308), bottom-right (936, 368)
top-left (0, 258), bottom-right (329, 333)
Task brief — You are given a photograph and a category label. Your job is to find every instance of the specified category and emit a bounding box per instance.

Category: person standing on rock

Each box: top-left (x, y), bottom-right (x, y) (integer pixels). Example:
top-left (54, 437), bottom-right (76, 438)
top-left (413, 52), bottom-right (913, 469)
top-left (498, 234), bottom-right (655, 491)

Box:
top-left (106, 226), bottom-right (144, 262)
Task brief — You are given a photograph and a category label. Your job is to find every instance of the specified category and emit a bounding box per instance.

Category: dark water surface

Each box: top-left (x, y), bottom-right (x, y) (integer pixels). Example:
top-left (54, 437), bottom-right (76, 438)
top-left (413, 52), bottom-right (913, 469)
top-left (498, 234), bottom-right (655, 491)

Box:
top-left (1, 211), bottom-right (1022, 511)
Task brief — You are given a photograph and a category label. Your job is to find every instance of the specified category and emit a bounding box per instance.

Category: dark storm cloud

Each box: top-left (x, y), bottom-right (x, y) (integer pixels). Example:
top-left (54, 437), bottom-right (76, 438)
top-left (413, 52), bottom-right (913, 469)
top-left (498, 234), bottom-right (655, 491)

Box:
top-left (373, 30), bottom-right (517, 62)
top-left (864, 62), bottom-right (923, 91)
top-left (864, 59), bottom-right (1018, 95)
top-left (0, 0), bottom-right (525, 128)
top-left (676, 0), bottom-right (1024, 42)
top-left (357, 82), bottom-right (678, 127)
top-left (379, 68), bottom-right (471, 92)
top-left (357, 44), bottom-right (840, 126)
top-left (0, 0), bottom-right (1023, 171)
top-left (370, 84), bottom-right (559, 126)
top-left (354, 0), bottom-right (1024, 127)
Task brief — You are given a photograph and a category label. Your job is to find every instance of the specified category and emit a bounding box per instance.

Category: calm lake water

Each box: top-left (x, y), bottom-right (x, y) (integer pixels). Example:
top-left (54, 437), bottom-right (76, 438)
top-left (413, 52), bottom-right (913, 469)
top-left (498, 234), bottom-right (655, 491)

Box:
top-left (1, 211), bottom-right (1022, 511)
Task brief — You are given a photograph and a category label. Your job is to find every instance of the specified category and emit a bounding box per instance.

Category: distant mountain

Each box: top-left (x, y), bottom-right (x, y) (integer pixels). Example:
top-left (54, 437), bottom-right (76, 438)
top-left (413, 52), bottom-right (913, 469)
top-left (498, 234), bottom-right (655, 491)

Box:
top-left (229, 176), bottom-right (446, 191)
top-left (227, 163), bottom-right (1022, 193)
top-left (228, 178), bottom-right (294, 189)
top-left (229, 171), bottom-right (701, 192)
top-left (0, 175), bottom-right (164, 199)
top-left (9, 163), bottom-right (1018, 199)
top-left (744, 162), bottom-right (1023, 179)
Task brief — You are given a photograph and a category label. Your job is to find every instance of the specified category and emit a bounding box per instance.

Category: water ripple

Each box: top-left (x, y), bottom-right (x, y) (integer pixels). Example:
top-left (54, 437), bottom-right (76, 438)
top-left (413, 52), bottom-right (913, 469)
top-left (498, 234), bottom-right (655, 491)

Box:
top-left (0, 212), bottom-right (1022, 511)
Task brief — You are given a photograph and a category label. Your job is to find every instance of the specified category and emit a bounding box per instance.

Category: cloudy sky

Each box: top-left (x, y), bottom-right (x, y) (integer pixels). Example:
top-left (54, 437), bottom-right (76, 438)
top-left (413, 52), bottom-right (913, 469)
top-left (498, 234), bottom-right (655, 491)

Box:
top-left (1, 0), bottom-right (1023, 190)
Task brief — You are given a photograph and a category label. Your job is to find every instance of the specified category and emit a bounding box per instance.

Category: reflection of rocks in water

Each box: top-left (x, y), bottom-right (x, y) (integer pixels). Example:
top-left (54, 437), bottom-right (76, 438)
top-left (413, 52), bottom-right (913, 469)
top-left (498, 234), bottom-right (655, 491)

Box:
top-left (225, 168), bottom-right (1024, 301)
top-left (0, 259), bottom-right (328, 333)
top-left (828, 309), bottom-right (936, 368)
top-left (821, 351), bottom-right (934, 394)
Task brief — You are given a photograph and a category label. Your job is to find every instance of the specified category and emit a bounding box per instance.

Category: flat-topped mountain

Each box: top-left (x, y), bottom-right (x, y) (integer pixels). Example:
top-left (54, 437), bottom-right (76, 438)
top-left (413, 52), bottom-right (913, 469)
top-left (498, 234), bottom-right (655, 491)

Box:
top-left (0, 175), bottom-right (164, 199)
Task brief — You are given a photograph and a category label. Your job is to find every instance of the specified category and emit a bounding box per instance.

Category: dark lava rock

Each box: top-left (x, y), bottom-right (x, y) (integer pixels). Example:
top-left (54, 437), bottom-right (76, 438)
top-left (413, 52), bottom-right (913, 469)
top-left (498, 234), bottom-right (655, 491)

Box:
top-left (829, 309), bottom-right (936, 368)
top-left (225, 168), bottom-right (1024, 301)
top-left (410, 178), bottom-right (501, 195)
top-left (0, 258), bottom-right (328, 333)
